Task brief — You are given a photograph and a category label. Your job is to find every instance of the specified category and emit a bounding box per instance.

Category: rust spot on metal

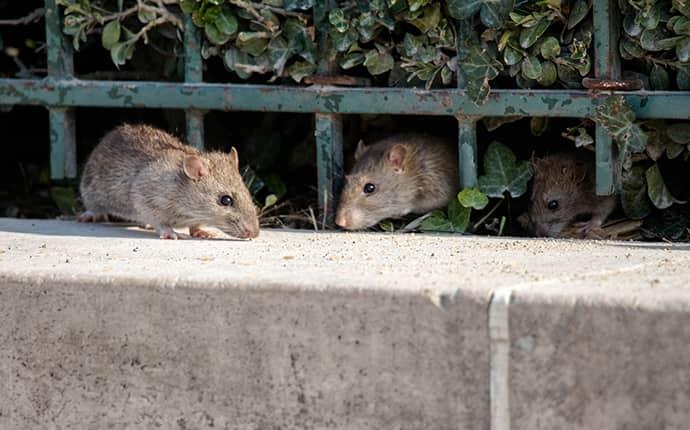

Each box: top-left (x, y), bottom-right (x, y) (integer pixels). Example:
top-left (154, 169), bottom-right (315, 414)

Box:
top-left (582, 78), bottom-right (643, 91)
top-left (303, 75), bottom-right (371, 87)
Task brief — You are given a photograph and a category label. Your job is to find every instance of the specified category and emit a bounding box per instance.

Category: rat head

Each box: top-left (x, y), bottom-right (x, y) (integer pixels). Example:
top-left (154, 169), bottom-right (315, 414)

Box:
top-left (528, 154), bottom-right (593, 238)
top-left (335, 140), bottom-right (418, 230)
top-left (179, 147), bottom-right (259, 239)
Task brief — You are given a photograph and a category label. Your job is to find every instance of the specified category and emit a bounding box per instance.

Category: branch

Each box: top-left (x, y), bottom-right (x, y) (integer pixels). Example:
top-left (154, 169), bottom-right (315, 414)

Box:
top-left (0, 8), bottom-right (45, 26)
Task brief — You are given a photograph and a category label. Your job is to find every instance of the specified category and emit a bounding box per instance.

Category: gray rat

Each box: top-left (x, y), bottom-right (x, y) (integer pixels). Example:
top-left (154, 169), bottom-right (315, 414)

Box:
top-left (335, 133), bottom-right (458, 230)
top-left (78, 124), bottom-right (260, 240)
top-left (528, 152), bottom-right (617, 238)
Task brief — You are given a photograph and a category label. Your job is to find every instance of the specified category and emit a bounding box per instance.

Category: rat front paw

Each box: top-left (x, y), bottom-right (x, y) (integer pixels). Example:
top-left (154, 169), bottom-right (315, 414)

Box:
top-left (189, 226), bottom-right (219, 239)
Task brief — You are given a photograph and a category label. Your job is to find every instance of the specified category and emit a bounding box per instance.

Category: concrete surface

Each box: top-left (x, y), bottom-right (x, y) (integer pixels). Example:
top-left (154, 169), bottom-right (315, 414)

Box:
top-left (0, 218), bottom-right (689, 429)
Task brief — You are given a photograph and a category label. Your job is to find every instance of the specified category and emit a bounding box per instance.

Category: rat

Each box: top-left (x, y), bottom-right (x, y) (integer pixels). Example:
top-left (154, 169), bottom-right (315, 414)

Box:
top-left (78, 124), bottom-right (260, 240)
top-left (528, 152), bottom-right (617, 239)
top-left (335, 133), bottom-right (458, 230)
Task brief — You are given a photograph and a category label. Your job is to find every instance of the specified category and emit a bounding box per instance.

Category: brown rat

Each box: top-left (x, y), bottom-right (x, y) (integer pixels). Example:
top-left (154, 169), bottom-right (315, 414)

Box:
top-left (335, 133), bottom-right (458, 230)
top-left (78, 124), bottom-right (259, 240)
top-left (528, 152), bottom-right (617, 238)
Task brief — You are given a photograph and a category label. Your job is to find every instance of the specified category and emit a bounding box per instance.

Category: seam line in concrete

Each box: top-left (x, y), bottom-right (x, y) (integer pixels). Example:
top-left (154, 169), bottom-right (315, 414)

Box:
top-left (489, 288), bottom-right (512, 430)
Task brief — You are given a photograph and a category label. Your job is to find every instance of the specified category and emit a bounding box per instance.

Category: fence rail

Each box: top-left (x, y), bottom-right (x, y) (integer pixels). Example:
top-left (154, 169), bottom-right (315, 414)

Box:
top-left (1, 1), bottom-right (690, 220)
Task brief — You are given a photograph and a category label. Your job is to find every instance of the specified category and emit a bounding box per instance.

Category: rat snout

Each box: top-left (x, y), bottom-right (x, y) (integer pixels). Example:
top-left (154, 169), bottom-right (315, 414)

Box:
top-left (335, 209), bottom-right (350, 229)
top-left (237, 218), bottom-right (260, 239)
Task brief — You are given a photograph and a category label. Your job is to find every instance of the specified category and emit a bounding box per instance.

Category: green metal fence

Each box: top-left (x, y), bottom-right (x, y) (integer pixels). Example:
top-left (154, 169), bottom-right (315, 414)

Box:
top-left (2, 1), bottom-right (690, 221)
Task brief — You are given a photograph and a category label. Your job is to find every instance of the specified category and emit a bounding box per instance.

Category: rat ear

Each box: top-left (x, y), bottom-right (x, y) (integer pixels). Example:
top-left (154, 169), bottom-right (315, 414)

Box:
top-left (354, 140), bottom-right (367, 160)
top-left (183, 155), bottom-right (208, 181)
top-left (388, 144), bottom-right (407, 172)
top-left (229, 147), bottom-right (239, 166)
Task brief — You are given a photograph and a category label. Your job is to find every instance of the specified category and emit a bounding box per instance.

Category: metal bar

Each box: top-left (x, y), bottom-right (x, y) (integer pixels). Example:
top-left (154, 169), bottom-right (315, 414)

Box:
top-left (314, 113), bottom-right (344, 226)
top-left (593, 0), bottom-right (622, 195)
top-left (45, 0), bottom-right (76, 179)
top-left (457, 18), bottom-right (478, 189)
top-left (4, 79), bottom-right (690, 118)
top-left (313, 0), bottom-right (343, 225)
top-left (183, 14), bottom-right (204, 150)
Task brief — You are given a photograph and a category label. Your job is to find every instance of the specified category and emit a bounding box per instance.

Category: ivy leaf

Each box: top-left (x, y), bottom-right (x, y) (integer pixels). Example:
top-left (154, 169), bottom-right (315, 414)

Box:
top-left (363, 49), bottom-right (394, 75)
top-left (593, 96), bottom-right (647, 168)
top-left (101, 20), bottom-right (120, 50)
top-left (329, 9), bottom-right (348, 33)
top-left (205, 22), bottom-right (231, 45)
top-left (236, 32), bottom-right (270, 56)
top-left (447, 198), bottom-right (471, 230)
top-left (478, 141), bottom-right (533, 198)
top-left (620, 166), bottom-right (652, 219)
top-left (458, 188), bottom-right (489, 210)
top-left (267, 37), bottom-right (289, 76)
top-left (447, 0), bottom-right (512, 28)
top-left (406, 3), bottom-right (441, 33)
top-left (459, 40), bottom-right (502, 104)
top-left (646, 163), bottom-right (684, 209)
top-left (223, 48), bottom-right (252, 79)
top-left (283, 0), bottom-right (314, 10)
top-left (287, 61), bottom-right (316, 82)
top-left (420, 211), bottom-right (457, 233)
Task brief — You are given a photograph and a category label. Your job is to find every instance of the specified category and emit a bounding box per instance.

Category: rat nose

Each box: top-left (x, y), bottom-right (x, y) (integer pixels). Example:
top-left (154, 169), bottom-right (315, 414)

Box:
top-left (335, 211), bottom-right (349, 229)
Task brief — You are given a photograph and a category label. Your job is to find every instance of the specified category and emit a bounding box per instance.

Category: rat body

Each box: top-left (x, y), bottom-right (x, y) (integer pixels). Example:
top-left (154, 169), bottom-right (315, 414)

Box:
top-left (79, 124), bottom-right (259, 239)
top-left (528, 152), bottom-right (617, 238)
top-left (335, 133), bottom-right (458, 230)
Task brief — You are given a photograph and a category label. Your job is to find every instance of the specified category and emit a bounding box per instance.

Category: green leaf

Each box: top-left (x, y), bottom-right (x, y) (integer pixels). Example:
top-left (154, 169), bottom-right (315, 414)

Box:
top-left (265, 174), bottom-right (287, 199)
top-left (446, 0), bottom-right (483, 20)
top-left (287, 61), bottom-right (316, 82)
top-left (50, 186), bottom-right (77, 215)
top-left (215, 7), bottom-right (238, 36)
top-left (477, 141), bottom-right (533, 198)
top-left (263, 194), bottom-right (278, 209)
top-left (180, 0), bottom-right (196, 14)
top-left (205, 22), bottom-right (231, 45)
top-left (503, 45), bottom-right (522, 66)
top-left (677, 37), bottom-right (690, 62)
top-left (110, 42), bottom-right (131, 67)
top-left (459, 40), bottom-right (502, 104)
top-left (593, 96), bottom-right (647, 167)
top-left (521, 56), bottom-right (542, 80)
top-left (223, 48), bottom-right (252, 79)
top-left (363, 49), bottom-right (394, 75)
top-left (641, 208), bottom-right (687, 241)
top-left (339, 51), bottom-right (364, 69)
top-left (677, 67), bottom-right (690, 89)
top-left (666, 123), bottom-right (690, 144)
top-left (420, 211), bottom-right (456, 233)
top-left (639, 4), bottom-right (661, 30)
top-left (283, 0), bottom-right (313, 10)
top-left (407, 3), bottom-right (441, 33)
top-left (236, 32), bottom-right (270, 56)
top-left (620, 166), bottom-right (652, 220)
top-left (537, 60), bottom-right (557, 86)
top-left (539, 36), bottom-right (561, 59)
top-left (623, 12), bottom-right (642, 37)
top-left (640, 28), bottom-right (670, 51)
top-left (519, 19), bottom-right (550, 49)
top-left (329, 9), bottom-right (348, 33)
top-left (458, 188), bottom-right (489, 210)
top-left (267, 36), bottom-right (289, 75)
top-left (567, 0), bottom-right (590, 30)
top-left (101, 20), bottom-right (120, 50)
top-left (447, 198), bottom-right (471, 229)
top-left (646, 163), bottom-right (683, 209)
top-left (530, 117), bottom-right (549, 136)
top-left (137, 7), bottom-right (157, 23)
top-left (650, 64), bottom-right (670, 90)
top-left (673, 0), bottom-right (690, 19)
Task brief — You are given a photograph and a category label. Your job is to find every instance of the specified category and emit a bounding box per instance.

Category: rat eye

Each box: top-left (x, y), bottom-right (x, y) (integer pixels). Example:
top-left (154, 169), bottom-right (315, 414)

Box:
top-left (363, 183), bottom-right (376, 194)
top-left (547, 200), bottom-right (559, 211)
top-left (220, 195), bottom-right (234, 207)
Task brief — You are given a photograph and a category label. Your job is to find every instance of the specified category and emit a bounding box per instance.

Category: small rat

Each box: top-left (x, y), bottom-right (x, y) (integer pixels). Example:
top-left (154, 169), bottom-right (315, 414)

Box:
top-left (78, 124), bottom-right (260, 240)
top-left (528, 152), bottom-right (617, 238)
top-left (335, 133), bottom-right (458, 230)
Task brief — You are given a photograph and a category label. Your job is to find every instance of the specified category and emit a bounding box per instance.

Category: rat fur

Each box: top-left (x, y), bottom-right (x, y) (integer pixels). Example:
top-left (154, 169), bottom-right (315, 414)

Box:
top-left (79, 124), bottom-right (259, 239)
top-left (528, 152), bottom-right (617, 238)
top-left (335, 133), bottom-right (458, 230)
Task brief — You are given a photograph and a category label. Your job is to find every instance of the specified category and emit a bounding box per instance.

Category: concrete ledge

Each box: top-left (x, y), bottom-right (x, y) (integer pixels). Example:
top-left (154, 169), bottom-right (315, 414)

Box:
top-left (1, 218), bottom-right (689, 429)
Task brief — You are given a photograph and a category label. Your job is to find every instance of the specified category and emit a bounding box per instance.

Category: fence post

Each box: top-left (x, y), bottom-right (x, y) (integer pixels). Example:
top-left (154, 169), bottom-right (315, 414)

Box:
top-left (313, 0), bottom-right (343, 226)
top-left (457, 20), bottom-right (479, 190)
top-left (593, 0), bottom-right (621, 195)
top-left (45, 0), bottom-right (76, 179)
top-left (183, 15), bottom-right (204, 150)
